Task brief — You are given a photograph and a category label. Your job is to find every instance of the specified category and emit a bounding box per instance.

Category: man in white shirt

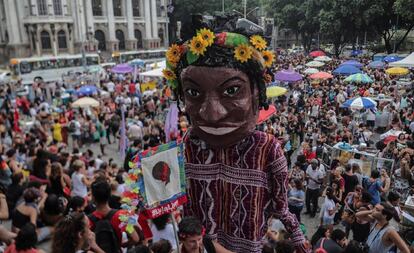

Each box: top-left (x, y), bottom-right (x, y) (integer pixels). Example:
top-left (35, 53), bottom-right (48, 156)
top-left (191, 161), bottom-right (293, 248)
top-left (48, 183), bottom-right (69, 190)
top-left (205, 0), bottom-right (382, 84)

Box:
top-left (305, 159), bottom-right (325, 217)
top-left (106, 81), bottom-right (115, 93)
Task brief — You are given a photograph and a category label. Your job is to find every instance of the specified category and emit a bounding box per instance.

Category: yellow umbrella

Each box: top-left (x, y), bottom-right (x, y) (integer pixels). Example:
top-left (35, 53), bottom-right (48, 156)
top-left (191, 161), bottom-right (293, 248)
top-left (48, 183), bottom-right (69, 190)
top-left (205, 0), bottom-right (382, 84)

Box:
top-left (386, 67), bottom-right (409, 76)
top-left (266, 86), bottom-right (288, 98)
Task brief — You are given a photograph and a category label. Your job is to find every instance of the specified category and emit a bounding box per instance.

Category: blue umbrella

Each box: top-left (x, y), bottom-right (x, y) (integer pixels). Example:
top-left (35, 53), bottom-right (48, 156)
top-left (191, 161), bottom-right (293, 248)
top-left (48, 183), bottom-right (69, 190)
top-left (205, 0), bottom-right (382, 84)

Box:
top-left (333, 65), bottom-right (362, 75)
top-left (341, 60), bottom-right (363, 68)
top-left (76, 85), bottom-right (98, 96)
top-left (351, 50), bottom-right (363, 56)
top-left (368, 61), bottom-right (385, 69)
top-left (342, 97), bottom-right (377, 110)
top-left (383, 55), bottom-right (402, 63)
top-left (129, 59), bottom-right (145, 67)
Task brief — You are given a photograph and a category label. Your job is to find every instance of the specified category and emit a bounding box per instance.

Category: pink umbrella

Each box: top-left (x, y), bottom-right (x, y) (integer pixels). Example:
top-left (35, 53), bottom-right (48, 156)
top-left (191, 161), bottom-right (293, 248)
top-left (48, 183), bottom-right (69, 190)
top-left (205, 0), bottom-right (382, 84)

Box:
top-left (309, 72), bottom-right (333, 80)
top-left (309, 51), bottom-right (326, 57)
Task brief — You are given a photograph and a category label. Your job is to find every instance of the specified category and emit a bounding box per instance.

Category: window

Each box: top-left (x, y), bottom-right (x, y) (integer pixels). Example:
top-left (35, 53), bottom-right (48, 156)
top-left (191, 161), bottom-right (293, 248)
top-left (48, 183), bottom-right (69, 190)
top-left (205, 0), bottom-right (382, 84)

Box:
top-left (116, 29), bottom-right (125, 50)
top-left (37, 0), bottom-right (48, 15)
top-left (40, 31), bottom-right (51, 49)
top-left (94, 30), bottom-right (106, 51)
top-left (156, 0), bottom-right (161, 16)
top-left (113, 0), bottom-right (122, 16)
top-left (57, 30), bottom-right (67, 49)
top-left (158, 28), bottom-right (164, 45)
top-left (132, 0), bottom-right (140, 17)
top-left (53, 0), bottom-right (62, 15)
top-left (134, 29), bottom-right (142, 48)
top-left (92, 0), bottom-right (102, 16)
top-left (87, 56), bottom-right (99, 65)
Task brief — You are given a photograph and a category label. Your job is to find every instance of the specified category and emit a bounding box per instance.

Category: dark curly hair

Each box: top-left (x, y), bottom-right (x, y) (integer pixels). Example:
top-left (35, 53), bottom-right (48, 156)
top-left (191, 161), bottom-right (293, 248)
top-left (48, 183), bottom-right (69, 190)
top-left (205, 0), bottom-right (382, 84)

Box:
top-left (174, 14), bottom-right (269, 110)
top-left (51, 212), bottom-right (87, 253)
top-left (15, 223), bottom-right (37, 251)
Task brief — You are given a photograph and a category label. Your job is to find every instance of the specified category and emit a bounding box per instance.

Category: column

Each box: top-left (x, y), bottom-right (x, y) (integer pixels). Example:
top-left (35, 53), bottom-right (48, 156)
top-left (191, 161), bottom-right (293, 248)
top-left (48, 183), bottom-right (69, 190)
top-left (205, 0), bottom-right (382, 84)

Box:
top-left (52, 31), bottom-right (58, 56)
top-left (35, 29), bottom-right (41, 55)
top-left (4, 0), bottom-right (21, 44)
top-left (150, 0), bottom-right (158, 39)
top-left (144, 0), bottom-right (151, 40)
top-left (62, 0), bottom-right (67, 15)
top-left (16, 0), bottom-right (29, 45)
top-left (107, 0), bottom-right (116, 40)
top-left (30, 0), bottom-right (38, 15)
top-left (47, 0), bottom-right (53, 15)
top-left (126, 0), bottom-right (137, 50)
top-left (85, 0), bottom-right (94, 33)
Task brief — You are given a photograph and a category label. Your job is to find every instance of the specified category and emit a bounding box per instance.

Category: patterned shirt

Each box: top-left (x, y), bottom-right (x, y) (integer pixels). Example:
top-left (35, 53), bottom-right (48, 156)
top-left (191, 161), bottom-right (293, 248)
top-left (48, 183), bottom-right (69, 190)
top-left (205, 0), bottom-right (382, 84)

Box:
top-left (184, 130), bottom-right (305, 253)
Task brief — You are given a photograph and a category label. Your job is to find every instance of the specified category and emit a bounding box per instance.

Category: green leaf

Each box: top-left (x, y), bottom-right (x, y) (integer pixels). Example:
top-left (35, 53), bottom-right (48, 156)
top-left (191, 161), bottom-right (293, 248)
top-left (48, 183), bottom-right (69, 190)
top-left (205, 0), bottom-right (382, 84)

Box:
top-left (166, 60), bottom-right (175, 70)
top-left (186, 51), bottom-right (199, 65)
top-left (225, 33), bottom-right (249, 47)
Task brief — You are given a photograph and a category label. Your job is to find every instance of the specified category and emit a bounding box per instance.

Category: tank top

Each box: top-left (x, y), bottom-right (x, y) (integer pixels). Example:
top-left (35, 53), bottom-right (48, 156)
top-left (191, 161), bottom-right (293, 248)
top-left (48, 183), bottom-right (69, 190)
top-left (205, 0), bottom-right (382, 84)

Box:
top-left (366, 222), bottom-right (394, 253)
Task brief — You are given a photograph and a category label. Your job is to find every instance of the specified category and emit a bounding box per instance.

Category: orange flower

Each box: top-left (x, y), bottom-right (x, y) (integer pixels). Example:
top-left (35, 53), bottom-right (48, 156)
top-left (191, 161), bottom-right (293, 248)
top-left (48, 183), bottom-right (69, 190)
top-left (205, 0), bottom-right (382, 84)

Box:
top-left (198, 28), bottom-right (215, 46)
top-left (234, 44), bottom-right (252, 63)
top-left (189, 35), bottom-right (208, 56)
top-left (250, 35), bottom-right (267, 51)
top-left (166, 44), bottom-right (182, 64)
top-left (162, 68), bottom-right (176, 81)
top-left (261, 50), bottom-right (275, 67)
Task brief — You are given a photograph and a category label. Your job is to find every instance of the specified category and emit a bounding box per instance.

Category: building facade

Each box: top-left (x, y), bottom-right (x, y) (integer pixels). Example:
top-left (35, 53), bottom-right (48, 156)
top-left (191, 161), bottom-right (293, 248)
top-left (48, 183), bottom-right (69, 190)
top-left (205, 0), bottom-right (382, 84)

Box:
top-left (0, 0), bottom-right (169, 59)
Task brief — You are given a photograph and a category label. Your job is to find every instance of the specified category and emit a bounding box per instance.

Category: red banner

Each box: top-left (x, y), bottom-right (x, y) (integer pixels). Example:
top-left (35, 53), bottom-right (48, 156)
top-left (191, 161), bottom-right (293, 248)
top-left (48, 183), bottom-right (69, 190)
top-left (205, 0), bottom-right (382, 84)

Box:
top-left (143, 195), bottom-right (187, 219)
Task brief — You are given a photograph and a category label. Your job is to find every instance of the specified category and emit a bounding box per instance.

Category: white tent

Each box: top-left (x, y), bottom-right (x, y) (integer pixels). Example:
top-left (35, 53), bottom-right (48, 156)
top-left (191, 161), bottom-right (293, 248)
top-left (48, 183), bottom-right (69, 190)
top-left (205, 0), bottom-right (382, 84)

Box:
top-left (139, 67), bottom-right (163, 77)
top-left (389, 52), bottom-right (414, 68)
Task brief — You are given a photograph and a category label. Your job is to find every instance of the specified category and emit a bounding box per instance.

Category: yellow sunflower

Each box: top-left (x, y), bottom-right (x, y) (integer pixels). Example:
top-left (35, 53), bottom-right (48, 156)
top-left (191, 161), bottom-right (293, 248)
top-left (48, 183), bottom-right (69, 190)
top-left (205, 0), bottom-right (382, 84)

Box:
top-left (198, 28), bottom-right (215, 46)
top-left (189, 35), bottom-right (208, 56)
top-left (166, 44), bottom-right (182, 64)
top-left (261, 50), bottom-right (275, 67)
top-left (162, 68), bottom-right (176, 81)
top-left (250, 35), bottom-right (267, 51)
top-left (234, 44), bottom-right (253, 63)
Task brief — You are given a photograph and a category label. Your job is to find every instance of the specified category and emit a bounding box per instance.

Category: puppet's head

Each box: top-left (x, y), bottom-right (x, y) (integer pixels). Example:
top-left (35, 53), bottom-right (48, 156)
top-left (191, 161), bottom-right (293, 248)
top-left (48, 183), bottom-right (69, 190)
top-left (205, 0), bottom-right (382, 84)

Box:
top-left (163, 14), bottom-right (275, 147)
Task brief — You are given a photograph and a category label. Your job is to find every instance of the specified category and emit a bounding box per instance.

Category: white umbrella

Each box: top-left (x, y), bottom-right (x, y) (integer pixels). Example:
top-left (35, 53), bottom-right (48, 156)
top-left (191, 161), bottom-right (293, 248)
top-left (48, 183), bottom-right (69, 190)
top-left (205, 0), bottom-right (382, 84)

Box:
top-left (140, 68), bottom-right (163, 78)
top-left (306, 61), bottom-right (325, 67)
top-left (304, 68), bottom-right (319, 74)
top-left (315, 56), bottom-right (332, 62)
top-left (72, 97), bottom-right (100, 108)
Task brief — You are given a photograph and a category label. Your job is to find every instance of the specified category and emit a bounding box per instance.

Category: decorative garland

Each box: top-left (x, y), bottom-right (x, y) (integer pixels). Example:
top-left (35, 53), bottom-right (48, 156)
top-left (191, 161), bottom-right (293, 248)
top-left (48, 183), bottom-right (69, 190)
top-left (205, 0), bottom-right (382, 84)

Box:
top-left (163, 29), bottom-right (275, 89)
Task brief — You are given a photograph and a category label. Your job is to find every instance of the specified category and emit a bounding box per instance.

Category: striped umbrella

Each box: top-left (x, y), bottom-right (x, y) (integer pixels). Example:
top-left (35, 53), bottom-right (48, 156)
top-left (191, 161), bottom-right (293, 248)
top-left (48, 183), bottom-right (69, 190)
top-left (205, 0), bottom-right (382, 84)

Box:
top-left (344, 73), bottom-right (374, 83)
top-left (342, 97), bottom-right (377, 110)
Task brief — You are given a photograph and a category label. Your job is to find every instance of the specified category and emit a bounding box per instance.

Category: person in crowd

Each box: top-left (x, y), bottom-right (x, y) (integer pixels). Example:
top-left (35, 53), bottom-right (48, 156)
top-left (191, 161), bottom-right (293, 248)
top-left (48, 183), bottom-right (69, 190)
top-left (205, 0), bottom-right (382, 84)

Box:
top-left (321, 187), bottom-right (340, 232)
top-left (150, 214), bottom-right (178, 251)
top-left (363, 170), bottom-right (384, 205)
top-left (52, 212), bottom-right (104, 253)
top-left (313, 228), bottom-right (347, 253)
top-left (342, 164), bottom-right (359, 198)
top-left (310, 226), bottom-right (330, 248)
top-left (356, 202), bottom-right (410, 253)
top-left (305, 159), bottom-right (325, 217)
top-left (4, 223), bottom-right (44, 253)
top-left (150, 239), bottom-right (173, 253)
top-left (70, 160), bottom-right (90, 198)
top-left (288, 179), bottom-right (305, 223)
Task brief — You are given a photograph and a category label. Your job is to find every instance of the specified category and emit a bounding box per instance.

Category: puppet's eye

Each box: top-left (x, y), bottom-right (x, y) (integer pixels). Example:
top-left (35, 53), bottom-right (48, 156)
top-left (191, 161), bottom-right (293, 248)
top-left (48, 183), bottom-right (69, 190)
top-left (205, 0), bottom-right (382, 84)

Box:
top-left (223, 86), bottom-right (240, 96)
top-left (185, 88), bottom-right (200, 97)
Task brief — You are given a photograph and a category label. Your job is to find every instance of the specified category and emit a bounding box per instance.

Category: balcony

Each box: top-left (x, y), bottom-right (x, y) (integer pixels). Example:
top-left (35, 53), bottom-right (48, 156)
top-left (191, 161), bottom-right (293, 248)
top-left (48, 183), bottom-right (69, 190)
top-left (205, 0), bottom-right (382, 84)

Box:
top-left (23, 15), bottom-right (74, 24)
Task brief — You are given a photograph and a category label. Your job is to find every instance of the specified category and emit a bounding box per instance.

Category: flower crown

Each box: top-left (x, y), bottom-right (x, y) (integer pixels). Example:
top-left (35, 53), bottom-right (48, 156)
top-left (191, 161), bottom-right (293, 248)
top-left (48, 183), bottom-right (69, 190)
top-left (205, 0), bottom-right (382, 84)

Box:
top-left (163, 28), bottom-right (275, 89)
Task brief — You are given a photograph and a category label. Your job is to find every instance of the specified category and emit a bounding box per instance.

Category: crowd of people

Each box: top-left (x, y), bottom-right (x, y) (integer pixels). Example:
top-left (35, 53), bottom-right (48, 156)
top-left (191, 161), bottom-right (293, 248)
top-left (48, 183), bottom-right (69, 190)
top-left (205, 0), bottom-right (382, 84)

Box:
top-left (0, 49), bottom-right (411, 253)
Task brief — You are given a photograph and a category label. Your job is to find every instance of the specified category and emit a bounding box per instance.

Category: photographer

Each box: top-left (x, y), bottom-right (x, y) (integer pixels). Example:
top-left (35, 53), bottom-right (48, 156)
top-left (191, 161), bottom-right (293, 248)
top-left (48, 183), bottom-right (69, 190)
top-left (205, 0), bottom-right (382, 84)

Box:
top-left (355, 202), bottom-right (410, 253)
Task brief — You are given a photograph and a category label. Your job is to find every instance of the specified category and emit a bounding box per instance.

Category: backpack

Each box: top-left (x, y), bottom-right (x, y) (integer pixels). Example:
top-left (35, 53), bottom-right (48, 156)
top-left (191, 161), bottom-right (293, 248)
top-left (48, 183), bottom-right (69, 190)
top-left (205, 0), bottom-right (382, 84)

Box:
top-left (68, 121), bottom-right (77, 133)
top-left (88, 210), bottom-right (121, 253)
top-left (314, 238), bottom-right (328, 253)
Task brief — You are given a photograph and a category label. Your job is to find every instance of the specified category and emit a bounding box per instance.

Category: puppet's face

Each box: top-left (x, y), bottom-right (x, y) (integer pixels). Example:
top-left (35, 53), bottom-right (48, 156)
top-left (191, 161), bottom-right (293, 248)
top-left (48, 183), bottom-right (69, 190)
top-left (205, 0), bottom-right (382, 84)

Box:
top-left (180, 66), bottom-right (258, 147)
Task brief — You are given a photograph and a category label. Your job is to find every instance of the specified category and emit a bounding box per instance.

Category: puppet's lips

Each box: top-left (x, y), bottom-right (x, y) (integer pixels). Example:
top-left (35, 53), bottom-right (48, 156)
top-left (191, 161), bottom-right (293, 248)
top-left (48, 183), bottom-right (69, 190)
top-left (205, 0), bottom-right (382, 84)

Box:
top-left (199, 126), bottom-right (239, 135)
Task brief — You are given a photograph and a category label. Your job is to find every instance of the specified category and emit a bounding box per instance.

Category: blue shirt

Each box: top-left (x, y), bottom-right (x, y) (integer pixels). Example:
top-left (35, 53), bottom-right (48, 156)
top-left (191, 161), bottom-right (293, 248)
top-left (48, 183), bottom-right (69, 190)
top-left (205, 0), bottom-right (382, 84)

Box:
top-left (365, 179), bottom-right (382, 205)
top-left (288, 188), bottom-right (305, 207)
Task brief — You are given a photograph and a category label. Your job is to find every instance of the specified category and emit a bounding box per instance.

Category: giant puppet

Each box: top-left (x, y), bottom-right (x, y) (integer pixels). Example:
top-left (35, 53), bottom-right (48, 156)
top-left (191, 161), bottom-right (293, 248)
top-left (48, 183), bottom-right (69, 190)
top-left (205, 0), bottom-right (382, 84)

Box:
top-left (162, 15), bottom-right (308, 253)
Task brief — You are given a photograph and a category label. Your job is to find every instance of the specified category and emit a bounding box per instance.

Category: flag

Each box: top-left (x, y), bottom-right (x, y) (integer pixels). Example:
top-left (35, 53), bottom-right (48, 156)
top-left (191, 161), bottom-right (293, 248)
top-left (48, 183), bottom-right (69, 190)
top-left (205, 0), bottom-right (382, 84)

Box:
top-left (164, 102), bottom-right (179, 142)
top-left (119, 105), bottom-right (127, 159)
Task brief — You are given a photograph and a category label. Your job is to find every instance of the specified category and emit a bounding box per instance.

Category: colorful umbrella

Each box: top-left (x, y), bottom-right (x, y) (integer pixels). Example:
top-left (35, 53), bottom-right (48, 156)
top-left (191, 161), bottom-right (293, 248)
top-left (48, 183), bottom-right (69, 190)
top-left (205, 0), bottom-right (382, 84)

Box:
top-left (257, 105), bottom-right (277, 124)
top-left (309, 72), bottom-right (333, 80)
top-left (333, 65), bottom-right (362, 75)
top-left (304, 68), bottom-right (319, 74)
top-left (309, 51), bottom-right (325, 57)
top-left (76, 85), bottom-right (98, 96)
top-left (383, 55), bottom-right (402, 63)
top-left (386, 67), bottom-right (409, 76)
top-left (344, 73), bottom-right (374, 83)
top-left (72, 97), bottom-right (100, 108)
top-left (266, 86), bottom-right (288, 98)
top-left (383, 135), bottom-right (397, 144)
top-left (274, 69), bottom-right (302, 82)
top-left (314, 56), bottom-right (332, 62)
top-left (305, 61), bottom-right (325, 67)
top-left (341, 97), bottom-right (377, 110)
top-left (341, 60), bottom-right (363, 68)
top-left (111, 63), bottom-right (133, 74)
top-left (368, 61), bottom-right (385, 69)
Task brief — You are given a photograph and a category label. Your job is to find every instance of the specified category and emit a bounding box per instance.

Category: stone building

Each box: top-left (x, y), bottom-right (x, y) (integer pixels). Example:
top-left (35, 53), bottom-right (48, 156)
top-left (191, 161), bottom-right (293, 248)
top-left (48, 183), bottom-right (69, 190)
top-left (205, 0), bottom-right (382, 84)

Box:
top-left (0, 0), bottom-right (169, 59)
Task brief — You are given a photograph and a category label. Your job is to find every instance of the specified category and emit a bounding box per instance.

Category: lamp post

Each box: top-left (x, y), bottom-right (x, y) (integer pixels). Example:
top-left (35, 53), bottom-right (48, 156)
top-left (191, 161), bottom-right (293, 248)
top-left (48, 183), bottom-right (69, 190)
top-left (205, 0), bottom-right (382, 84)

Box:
top-left (232, 6), bottom-right (259, 19)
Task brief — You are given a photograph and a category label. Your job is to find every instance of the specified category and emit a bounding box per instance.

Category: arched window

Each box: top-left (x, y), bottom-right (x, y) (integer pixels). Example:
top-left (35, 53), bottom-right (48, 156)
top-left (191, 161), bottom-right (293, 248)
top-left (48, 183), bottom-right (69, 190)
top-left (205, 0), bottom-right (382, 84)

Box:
top-left (158, 28), bottom-right (164, 45)
top-left (113, 0), bottom-right (122, 16)
top-left (132, 0), bottom-right (140, 17)
top-left (53, 0), bottom-right (62, 15)
top-left (37, 0), bottom-right (47, 15)
top-left (94, 30), bottom-right (106, 51)
top-left (57, 30), bottom-right (67, 49)
top-left (134, 29), bottom-right (142, 48)
top-left (116, 29), bottom-right (125, 50)
top-left (92, 0), bottom-right (102, 16)
top-left (40, 31), bottom-right (51, 49)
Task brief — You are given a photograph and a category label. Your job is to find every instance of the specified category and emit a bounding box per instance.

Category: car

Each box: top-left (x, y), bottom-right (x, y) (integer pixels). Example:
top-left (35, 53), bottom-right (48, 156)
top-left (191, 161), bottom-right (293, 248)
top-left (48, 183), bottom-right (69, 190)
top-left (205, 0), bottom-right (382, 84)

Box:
top-left (0, 70), bottom-right (11, 85)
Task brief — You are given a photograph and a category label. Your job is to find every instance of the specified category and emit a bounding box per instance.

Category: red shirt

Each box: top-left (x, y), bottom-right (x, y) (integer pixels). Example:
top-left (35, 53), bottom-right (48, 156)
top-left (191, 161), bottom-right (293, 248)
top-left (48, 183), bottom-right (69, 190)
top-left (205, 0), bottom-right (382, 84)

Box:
top-left (128, 83), bottom-right (136, 94)
top-left (89, 209), bottom-right (127, 243)
top-left (138, 212), bottom-right (153, 239)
